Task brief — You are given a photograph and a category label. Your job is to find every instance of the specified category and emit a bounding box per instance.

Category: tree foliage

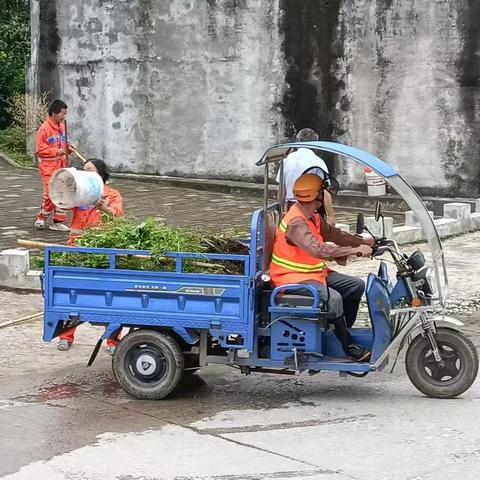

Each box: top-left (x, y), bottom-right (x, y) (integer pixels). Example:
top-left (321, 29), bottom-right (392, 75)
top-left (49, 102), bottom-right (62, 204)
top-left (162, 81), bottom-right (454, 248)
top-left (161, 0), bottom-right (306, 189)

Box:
top-left (0, 0), bottom-right (30, 127)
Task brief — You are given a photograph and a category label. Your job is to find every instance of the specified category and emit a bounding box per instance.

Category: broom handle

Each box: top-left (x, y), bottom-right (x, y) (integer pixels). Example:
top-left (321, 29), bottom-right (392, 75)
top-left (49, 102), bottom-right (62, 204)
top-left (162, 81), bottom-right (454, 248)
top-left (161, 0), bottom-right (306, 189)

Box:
top-left (17, 239), bottom-right (63, 249)
top-left (70, 146), bottom-right (89, 164)
top-left (17, 239), bottom-right (152, 259)
top-left (16, 239), bottom-right (225, 269)
top-left (64, 119), bottom-right (70, 166)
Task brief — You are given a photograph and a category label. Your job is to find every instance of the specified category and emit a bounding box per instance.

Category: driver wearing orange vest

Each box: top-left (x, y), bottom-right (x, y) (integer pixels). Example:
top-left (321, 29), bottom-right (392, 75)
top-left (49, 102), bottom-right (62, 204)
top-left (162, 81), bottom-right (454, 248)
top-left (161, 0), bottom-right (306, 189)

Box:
top-left (270, 174), bottom-right (373, 361)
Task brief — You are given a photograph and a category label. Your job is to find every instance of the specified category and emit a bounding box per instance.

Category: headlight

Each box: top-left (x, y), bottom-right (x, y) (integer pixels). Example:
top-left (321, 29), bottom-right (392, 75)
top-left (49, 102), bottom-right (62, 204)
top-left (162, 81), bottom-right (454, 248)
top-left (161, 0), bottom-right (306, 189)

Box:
top-left (406, 249), bottom-right (425, 271)
top-left (412, 267), bottom-right (437, 298)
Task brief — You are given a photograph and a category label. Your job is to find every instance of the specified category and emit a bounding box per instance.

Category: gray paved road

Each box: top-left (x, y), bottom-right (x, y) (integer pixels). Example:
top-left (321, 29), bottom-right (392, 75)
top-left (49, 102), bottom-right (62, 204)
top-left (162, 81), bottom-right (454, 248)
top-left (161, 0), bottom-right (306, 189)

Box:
top-left (0, 158), bottom-right (399, 252)
top-left (3, 160), bottom-right (477, 480)
top-left (0, 287), bottom-right (479, 480)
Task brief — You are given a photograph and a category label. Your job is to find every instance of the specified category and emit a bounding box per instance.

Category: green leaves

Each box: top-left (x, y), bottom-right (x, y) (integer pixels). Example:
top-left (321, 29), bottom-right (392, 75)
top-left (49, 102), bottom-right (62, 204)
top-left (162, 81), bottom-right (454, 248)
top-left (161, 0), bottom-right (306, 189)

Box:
top-left (0, 0), bottom-right (30, 127)
top-left (47, 217), bottom-right (250, 274)
top-left (75, 217), bottom-right (207, 254)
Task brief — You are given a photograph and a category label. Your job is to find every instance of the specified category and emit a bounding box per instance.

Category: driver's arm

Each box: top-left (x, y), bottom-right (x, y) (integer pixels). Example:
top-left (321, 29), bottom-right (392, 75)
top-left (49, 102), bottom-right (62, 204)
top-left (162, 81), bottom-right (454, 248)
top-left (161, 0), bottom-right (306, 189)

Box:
top-left (320, 218), bottom-right (373, 247)
top-left (286, 217), bottom-right (364, 260)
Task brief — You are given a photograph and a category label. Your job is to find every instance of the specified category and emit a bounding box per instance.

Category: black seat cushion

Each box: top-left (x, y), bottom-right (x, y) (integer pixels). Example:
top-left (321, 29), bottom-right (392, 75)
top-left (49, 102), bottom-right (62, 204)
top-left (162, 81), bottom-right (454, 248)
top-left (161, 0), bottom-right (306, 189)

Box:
top-left (275, 293), bottom-right (316, 307)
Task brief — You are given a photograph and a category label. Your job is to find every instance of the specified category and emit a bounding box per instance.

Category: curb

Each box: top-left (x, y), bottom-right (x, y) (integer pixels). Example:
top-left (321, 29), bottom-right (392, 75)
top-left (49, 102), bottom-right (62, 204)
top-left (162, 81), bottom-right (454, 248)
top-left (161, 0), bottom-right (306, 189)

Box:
top-left (111, 172), bottom-right (273, 198)
top-left (112, 172), bottom-right (479, 214)
top-left (0, 248), bottom-right (42, 291)
top-left (0, 151), bottom-right (36, 171)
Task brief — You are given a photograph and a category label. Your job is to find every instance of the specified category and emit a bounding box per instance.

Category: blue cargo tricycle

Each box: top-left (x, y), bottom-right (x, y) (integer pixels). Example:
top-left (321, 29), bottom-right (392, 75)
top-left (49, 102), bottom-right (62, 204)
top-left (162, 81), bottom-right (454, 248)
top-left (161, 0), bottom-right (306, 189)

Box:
top-left (42, 142), bottom-right (479, 399)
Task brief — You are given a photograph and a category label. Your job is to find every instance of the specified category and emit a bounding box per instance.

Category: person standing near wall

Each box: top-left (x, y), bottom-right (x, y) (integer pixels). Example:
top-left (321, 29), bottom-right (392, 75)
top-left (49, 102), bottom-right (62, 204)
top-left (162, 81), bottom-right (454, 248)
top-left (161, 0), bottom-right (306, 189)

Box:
top-left (34, 99), bottom-right (72, 231)
top-left (278, 128), bottom-right (336, 225)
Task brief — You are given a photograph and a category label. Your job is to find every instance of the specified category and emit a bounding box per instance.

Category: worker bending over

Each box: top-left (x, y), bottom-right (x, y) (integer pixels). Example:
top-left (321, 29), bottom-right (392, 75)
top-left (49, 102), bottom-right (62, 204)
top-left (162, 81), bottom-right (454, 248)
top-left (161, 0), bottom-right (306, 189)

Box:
top-left (57, 158), bottom-right (124, 353)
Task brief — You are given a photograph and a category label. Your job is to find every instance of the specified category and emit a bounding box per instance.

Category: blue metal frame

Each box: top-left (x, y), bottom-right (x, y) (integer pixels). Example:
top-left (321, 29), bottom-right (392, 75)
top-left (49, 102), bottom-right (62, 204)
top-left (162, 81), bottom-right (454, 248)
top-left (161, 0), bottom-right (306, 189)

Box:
top-left (269, 284), bottom-right (321, 309)
top-left (44, 246), bottom-right (251, 271)
top-left (389, 278), bottom-right (412, 307)
top-left (365, 273), bottom-right (392, 362)
top-left (257, 141), bottom-right (398, 177)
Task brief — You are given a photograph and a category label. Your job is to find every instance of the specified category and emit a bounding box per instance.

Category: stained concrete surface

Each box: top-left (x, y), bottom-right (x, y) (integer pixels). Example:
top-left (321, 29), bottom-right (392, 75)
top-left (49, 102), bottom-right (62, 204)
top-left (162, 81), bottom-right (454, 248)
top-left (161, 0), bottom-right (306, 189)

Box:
top-left (0, 316), bottom-right (479, 479)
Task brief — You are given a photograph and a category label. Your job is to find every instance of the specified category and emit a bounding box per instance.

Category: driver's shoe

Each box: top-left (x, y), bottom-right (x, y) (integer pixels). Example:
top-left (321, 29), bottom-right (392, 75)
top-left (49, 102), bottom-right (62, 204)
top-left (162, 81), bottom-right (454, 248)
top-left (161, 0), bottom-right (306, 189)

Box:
top-left (346, 344), bottom-right (371, 362)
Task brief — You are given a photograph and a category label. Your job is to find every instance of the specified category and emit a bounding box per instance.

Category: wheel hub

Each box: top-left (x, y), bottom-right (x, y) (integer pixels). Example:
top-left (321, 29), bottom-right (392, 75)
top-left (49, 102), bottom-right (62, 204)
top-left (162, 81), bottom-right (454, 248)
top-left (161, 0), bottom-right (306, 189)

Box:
top-left (136, 354), bottom-right (157, 376)
top-left (127, 344), bottom-right (167, 384)
top-left (423, 346), bottom-right (461, 382)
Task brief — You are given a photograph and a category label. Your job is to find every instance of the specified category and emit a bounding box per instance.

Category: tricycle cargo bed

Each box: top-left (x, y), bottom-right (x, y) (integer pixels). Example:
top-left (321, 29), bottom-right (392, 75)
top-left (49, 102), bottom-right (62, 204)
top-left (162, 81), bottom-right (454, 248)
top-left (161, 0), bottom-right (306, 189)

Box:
top-left (43, 246), bottom-right (254, 350)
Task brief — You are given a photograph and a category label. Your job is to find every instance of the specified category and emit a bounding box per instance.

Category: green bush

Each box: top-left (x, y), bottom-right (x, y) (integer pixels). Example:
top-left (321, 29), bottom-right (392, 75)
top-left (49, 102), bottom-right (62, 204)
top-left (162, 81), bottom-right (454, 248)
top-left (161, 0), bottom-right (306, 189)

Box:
top-left (0, 126), bottom-right (32, 166)
top-left (0, 93), bottom-right (49, 167)
top-left (0, 0), bottom-right (30, 127)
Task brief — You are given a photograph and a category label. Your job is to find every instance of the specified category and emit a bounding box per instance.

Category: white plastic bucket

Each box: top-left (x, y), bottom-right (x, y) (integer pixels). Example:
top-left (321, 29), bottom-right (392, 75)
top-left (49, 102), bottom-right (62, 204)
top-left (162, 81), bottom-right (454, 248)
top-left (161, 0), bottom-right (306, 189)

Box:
top-left (49, 168), bottom-right (104, 209)
top-left (364, 168), bottom-right (386, 196)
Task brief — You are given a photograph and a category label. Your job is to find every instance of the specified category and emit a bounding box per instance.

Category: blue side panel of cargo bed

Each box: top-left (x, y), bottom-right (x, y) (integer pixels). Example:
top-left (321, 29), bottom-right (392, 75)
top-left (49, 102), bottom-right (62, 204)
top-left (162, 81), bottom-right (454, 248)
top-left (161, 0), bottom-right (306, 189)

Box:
top-left (43, 246), bottom-right (254, 351)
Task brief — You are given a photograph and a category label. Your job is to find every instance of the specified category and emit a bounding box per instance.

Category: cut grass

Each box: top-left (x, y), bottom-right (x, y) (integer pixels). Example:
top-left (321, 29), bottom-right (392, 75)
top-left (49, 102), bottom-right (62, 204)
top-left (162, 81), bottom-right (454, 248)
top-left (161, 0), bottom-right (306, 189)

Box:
top-left (34, 217), bottom-right (250, 274)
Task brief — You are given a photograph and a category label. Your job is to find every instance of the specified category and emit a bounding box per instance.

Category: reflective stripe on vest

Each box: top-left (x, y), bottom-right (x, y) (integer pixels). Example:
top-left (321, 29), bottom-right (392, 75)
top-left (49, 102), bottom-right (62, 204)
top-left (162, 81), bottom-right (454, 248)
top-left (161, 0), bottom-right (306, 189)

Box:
top-left (270, 204), bottom-right (328, 286)
top-left (271, 253), bottom-right (326, 272)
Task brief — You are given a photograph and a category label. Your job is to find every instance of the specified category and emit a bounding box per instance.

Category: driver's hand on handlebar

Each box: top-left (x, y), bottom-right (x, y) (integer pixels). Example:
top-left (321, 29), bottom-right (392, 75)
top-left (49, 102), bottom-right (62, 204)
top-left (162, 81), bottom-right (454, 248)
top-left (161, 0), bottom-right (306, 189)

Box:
top-left (362, 237), bottom-right (375, 247)
top-left (355, 245), bottom-right (373, 258)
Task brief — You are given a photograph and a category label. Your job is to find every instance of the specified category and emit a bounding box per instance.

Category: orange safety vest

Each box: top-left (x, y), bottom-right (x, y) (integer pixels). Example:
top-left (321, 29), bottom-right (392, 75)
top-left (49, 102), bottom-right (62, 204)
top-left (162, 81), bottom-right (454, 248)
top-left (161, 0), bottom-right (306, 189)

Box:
top-left (35, 118), bottom-right (67, 160)
top-left (68, 185), bottom-right (124, 245)
top-left (270, 204), bottom-right (328, 287)
top-left (35, 118), bottom-right (68, 176)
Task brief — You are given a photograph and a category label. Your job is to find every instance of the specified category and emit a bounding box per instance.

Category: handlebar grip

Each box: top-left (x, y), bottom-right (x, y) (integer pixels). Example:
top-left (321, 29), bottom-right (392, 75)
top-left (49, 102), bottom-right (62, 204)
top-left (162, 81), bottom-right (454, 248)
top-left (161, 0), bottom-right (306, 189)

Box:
top-left (372, 245), bottom-right (388, 257)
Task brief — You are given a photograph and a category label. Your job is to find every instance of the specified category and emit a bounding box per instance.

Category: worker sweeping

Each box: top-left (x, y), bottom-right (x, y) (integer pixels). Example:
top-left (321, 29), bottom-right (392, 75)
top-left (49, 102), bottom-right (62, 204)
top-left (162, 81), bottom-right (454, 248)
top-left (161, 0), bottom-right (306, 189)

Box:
top-left (57, 158), bottom-right (124, 353)
top-left (34, 99), bottom-right (73, 231)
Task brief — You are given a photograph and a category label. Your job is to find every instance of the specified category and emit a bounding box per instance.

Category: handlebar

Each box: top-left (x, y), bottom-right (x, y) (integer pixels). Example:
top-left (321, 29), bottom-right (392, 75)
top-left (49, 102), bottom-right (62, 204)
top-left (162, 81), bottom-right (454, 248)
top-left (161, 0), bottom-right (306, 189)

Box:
top-left (371, 239), bottom-right (409, 271)
top-left (372, 245), bottom-right (390, 257)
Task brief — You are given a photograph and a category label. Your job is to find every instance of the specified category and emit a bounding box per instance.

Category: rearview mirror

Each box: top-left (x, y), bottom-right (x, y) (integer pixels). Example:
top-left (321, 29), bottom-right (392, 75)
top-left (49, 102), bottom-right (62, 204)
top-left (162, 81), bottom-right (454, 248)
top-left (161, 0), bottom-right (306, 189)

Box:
top-left (356, 213), bottom-right (365, 235)
top-left (374, 201), bottom-right (382, 222)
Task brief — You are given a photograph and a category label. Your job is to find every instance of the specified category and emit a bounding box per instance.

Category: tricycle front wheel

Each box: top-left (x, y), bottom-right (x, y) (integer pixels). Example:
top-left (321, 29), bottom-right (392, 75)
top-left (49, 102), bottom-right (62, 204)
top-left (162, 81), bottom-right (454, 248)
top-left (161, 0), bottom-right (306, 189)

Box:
top-left (112, 330), bottom-right (184, 400)
top-left (405, 327), bottom-right (478, 399)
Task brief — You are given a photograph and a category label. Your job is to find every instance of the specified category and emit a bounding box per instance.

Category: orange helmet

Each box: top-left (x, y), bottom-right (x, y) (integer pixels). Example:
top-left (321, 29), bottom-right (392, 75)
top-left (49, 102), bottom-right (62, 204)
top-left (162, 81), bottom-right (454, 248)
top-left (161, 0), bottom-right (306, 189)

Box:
top-left (293, 174), bottom-right (324, 202)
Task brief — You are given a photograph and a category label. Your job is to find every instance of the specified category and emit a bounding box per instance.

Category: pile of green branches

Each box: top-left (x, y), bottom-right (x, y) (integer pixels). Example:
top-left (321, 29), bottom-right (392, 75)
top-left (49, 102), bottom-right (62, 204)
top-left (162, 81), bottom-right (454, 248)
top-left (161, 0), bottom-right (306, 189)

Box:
top-left (43, 217), bottom-right (249, 275)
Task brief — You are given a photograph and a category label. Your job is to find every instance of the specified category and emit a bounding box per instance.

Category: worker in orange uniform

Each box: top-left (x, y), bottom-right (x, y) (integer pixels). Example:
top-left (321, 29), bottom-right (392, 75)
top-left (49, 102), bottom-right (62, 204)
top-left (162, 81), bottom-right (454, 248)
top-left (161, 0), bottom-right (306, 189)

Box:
top-left (270, 174), bottom-right (373, 361)
top-left (57, 158), bottom-right (124, 353)
top-left (34, 99), bottom-right (73, 231)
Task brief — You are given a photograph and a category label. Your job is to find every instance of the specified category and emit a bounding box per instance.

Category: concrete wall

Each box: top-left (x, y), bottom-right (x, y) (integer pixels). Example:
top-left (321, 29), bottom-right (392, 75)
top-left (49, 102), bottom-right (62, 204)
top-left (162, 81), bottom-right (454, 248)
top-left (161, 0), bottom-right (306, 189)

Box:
top-left (29, 0), bottom-right (480, 194)
top-left (335, 0), bottom-right (480, 196)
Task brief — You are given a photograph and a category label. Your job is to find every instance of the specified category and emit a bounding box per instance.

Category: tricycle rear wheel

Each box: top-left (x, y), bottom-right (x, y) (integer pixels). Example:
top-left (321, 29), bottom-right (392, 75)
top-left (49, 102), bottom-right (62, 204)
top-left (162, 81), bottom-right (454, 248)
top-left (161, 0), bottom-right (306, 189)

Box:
top-left (405, 327), bottom-right (478, 398)
top-left (112, 330), bottom-right (184, 400)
